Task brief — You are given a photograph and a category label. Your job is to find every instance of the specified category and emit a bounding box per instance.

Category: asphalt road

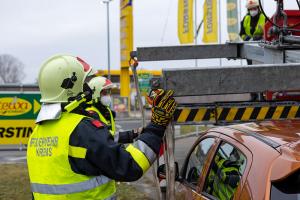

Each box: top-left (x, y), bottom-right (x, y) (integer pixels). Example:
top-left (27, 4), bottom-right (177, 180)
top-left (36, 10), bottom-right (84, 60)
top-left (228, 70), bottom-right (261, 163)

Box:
top-left (175, 136), bottom-right (198, 168)
top-left (0, 150), bottom-right (27, 164)
top-left (0, 119), bottom-right (197, 166)
top-left (115, 119), bottom-right (143, 132)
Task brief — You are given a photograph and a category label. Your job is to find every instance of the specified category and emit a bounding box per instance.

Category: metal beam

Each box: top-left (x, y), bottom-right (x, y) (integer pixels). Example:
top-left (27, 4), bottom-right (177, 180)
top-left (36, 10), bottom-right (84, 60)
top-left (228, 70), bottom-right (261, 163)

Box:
top-left (136, 44), bottom-right (238, 61)
top-left (240, 43), bottom-right (264, 63)
top-left (240, 44), bottom-right (300, 64)
top-left (163, 63), bottom-right (300, 96)
top-left (286, 50), bottom-right (300, 63)
top-left (240, 43), bottom-right (287, 64)
top-left (175, 94), bottom-right (251, 104)
top-left (0, 84), bottom-right (39, 92)
top-left (135, 43), bottom-right (300, 64)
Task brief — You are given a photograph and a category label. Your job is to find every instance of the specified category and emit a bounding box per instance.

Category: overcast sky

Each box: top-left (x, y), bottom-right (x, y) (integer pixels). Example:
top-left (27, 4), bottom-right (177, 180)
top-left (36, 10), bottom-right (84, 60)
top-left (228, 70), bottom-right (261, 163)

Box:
top-left (0, 0), bottom-right (297, 83)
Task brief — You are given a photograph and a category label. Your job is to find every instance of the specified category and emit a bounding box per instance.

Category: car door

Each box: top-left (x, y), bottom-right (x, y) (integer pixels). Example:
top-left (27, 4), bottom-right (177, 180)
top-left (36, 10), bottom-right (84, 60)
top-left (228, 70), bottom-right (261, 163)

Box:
top-left (176, 132), bottom-right (220, 200)
top-left (199, 134), bottom-right (252, 200)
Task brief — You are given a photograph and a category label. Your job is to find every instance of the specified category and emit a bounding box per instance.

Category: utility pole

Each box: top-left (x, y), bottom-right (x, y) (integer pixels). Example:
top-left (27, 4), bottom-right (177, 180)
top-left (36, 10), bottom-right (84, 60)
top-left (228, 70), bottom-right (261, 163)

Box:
top-left (102, 0), bottom-right (113, 80)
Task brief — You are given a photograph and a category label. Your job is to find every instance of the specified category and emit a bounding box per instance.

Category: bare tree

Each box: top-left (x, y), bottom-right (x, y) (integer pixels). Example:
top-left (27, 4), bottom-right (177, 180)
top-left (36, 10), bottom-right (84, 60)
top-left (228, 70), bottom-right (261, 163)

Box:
top-left (0, 54), bottom-right (25, 83)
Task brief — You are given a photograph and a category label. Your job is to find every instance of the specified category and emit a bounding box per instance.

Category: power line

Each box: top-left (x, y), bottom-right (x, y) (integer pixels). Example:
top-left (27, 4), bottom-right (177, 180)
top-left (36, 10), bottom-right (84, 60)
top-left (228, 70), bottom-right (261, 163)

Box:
top-left (161, 0), bottom-right (174, 43)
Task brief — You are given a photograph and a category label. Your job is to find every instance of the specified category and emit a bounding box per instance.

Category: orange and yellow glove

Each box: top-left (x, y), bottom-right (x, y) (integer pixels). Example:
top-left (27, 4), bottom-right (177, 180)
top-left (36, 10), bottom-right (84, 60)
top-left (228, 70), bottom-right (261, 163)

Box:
top-left (147, 89), bottom-right (177, 127)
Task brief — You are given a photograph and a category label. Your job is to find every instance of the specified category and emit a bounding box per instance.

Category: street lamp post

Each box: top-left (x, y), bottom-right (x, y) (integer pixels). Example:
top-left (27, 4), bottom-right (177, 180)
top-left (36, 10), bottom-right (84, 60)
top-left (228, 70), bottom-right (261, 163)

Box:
top-left (102, 0), bottom-right (113, 80)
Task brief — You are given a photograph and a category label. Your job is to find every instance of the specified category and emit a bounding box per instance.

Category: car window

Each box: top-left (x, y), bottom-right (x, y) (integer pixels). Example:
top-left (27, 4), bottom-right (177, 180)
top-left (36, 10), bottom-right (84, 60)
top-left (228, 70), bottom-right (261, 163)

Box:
top-left (271, 170), bottom-right (300, 200)
top-left (185, 137), bottom-right (215, 186)
top-left (203, 142), bottom-right (247, 200)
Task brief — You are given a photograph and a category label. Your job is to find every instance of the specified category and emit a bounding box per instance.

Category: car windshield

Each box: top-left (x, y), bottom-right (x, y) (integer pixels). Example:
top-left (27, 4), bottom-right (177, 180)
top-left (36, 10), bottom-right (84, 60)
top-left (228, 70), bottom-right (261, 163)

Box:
top-left (271, 170), bottom-right (300, 200)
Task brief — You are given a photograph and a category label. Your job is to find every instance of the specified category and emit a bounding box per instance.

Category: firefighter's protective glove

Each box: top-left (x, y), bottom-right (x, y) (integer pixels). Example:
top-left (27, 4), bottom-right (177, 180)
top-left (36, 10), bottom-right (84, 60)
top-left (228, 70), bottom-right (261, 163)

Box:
top-left (148, 89), bottom-right (177, 127)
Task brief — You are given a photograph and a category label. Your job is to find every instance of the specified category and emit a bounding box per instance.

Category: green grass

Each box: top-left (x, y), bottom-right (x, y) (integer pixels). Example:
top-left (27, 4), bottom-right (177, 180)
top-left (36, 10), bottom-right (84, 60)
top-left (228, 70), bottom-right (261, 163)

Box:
top-left (0, 164), bottom-right (151, 200)
top-left (116, 182), bottom-right (152, 200)
top-left (0, 164), bottom-right (31, 200)
top-left (180, 125), bottom-right (209, 135)
top-left (180, 125), bottom-right (196, 134)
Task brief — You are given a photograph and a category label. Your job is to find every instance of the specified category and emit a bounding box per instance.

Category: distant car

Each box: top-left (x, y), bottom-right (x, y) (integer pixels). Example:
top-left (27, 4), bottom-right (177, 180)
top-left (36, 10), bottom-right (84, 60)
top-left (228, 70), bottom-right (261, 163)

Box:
top-left (158, 120), bottom-right (300, 200)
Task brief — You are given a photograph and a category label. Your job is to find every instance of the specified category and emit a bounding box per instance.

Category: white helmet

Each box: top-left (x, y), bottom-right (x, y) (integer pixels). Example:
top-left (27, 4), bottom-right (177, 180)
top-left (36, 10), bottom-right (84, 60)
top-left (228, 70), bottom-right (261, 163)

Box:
top-left (88, 76), bottom-right (115, 103)
top-left (246, 0), bottom-right (259, 9)
top-left (38, 55), bottom-right (94, 103)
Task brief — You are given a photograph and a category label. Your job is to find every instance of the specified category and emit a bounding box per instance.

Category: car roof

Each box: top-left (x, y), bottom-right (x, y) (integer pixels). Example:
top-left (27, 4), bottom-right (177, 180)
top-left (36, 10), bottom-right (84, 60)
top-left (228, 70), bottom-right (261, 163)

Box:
top-left (211, 119), bottom-right (300, 153)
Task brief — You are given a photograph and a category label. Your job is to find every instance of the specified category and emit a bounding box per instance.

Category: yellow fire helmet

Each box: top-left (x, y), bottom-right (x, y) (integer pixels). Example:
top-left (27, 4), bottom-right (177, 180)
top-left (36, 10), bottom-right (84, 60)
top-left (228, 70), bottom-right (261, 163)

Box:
top-left (38, 55), bottom-right (95, 103)
top-left (88, 76), bottom-right (116, 103)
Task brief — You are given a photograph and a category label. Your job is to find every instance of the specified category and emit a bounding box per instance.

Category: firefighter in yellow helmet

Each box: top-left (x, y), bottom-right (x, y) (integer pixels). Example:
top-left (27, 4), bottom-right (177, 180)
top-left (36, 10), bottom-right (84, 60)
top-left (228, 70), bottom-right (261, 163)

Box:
top-left (27, 55), bottom-right (177, 200)
top-left (86, 76), bottom-right (142, 143)
top-left (240, 0), bottom-right (266, 42)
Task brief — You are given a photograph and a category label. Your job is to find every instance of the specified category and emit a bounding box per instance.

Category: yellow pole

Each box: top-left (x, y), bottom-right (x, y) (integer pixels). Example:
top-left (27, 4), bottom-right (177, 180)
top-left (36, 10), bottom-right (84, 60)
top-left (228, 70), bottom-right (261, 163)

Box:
top-left (120, 0), bottom-right (133, 106)
top-left (120, 68), bottom-right (130, 97)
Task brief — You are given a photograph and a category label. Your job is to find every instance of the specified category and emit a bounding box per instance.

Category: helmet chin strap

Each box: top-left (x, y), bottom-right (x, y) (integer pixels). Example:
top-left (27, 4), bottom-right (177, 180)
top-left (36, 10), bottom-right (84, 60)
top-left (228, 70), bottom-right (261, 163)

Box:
top-left (64, 83), bottom-right (94, 113)
top-left (83, 82), bottom-right (93, 102)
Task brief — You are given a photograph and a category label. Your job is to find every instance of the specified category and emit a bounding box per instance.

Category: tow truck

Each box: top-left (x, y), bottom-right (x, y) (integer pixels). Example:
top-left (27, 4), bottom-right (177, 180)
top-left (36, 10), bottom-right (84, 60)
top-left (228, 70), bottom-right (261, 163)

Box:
top-left (131, 0), bottom-right (300, 199)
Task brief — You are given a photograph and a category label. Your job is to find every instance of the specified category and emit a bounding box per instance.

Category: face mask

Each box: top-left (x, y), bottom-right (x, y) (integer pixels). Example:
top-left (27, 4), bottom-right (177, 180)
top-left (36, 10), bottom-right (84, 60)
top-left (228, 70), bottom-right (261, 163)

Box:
top-left (100, 95), bottom-right (112, 107)
top-left (250, 9), bottom-right (258, 17)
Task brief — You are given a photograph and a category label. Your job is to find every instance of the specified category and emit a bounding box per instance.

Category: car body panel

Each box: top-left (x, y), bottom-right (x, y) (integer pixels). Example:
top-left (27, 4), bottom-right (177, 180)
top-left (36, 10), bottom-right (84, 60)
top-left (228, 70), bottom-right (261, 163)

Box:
top-left (225, 120), bottom-right (300, 145)
top-left (175, 120), bottom-right (300, 200)
top-left (269, 145), bottom-right (300, 181)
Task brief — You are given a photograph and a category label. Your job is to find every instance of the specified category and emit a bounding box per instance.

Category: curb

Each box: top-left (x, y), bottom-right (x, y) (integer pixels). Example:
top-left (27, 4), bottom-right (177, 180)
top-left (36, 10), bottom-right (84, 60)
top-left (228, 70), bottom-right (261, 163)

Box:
top-left (115, 118), bottom-right (150, 122)
top-left (0, 148), bottom-right (26, 152)
top-left (175, 131), bottom-right (204, 140)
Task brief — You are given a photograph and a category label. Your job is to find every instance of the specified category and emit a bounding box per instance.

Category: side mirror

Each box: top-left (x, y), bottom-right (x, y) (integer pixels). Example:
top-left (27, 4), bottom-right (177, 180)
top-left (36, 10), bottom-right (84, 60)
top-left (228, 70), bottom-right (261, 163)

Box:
top-left (157, 162), bottom-right (180, 181)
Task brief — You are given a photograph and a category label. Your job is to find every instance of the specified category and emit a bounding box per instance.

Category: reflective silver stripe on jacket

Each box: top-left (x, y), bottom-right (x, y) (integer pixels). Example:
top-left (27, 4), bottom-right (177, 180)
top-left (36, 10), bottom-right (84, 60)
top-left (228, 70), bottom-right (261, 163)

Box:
top-left (31, 175), bottom-right (111, 194)
top-left (114, 132), bottom-right (119, 142)
top-left (133, 140), bottom-right (157, 164)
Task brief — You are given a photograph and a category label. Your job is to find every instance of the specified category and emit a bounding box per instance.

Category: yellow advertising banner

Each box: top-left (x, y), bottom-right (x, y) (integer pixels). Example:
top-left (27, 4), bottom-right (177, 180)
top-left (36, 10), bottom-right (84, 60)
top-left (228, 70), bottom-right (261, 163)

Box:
top-left (120, 0), bottom-right (133, 68)
top-left (0, 120), bottom-right (35, 145)
top-left (202, 0), bottom-right (218, 43)
top-left (227, 0), bottom-right (240, 41)
top-left (178, 0), bottom-right (194, 44)
top-left (0, 93), bottom-right (41, 145)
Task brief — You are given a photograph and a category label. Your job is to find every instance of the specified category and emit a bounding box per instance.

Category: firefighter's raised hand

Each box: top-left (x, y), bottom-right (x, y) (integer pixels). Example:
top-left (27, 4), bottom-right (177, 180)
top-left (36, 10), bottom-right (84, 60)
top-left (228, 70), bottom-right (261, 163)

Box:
top-left (147, 89), bottom-right (177, 127)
